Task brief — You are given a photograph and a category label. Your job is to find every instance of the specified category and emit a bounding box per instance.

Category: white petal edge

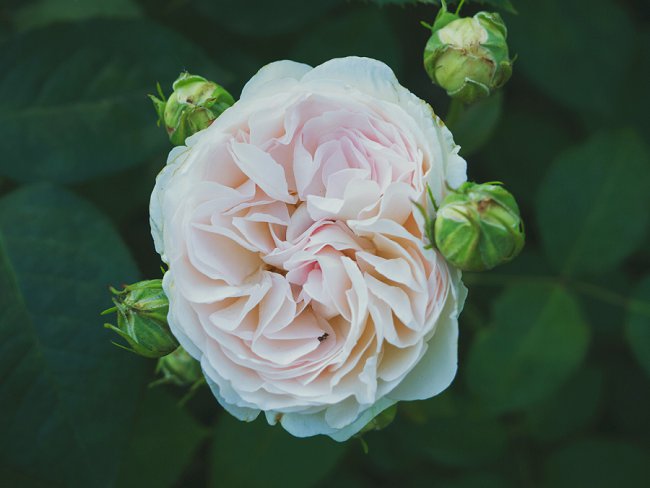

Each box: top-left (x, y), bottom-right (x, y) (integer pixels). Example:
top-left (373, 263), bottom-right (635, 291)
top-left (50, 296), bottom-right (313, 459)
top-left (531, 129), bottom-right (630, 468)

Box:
top-left (240, 60), bottom-right (312, 101)
top-left (387, 267), bottom-right (467, 401)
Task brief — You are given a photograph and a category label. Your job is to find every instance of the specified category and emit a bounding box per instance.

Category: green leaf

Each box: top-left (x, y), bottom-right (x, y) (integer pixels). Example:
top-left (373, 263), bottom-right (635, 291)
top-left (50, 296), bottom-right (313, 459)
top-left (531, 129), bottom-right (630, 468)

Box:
top-left (523, 367), bottom-right (603, 443)
top-left (364, 0), bottom-right (437, 6)
top-left (0, 184), bottom-right (148, 486)
top-left (13, 0), bottom-right (141, 31)
top-left (625, 276), bottom-right (650, 378)
top-left (466, 283), bottom-right (590, 413)
top-left (618, 30), bottom-right (650, 143)
top-left (479, 102), bottom-right (572, 211)
top-left (437, 473), bottom-right (512, 488)
top-left (364, 0), bottom-right (515, 13)
top-left (405, 391), bottom-right (508, 467)
top-left (447, 92), bottom-right (503, 157)
top-left (507, 0), bottom-right (634, 116)
top-left (290, 6), bottom-right (403, 74)
top-left (209, 415), bottom-right (347, 488)
top-left (543, 439), bottom-right (650, 488)
top-left (536, 130), bottom-right (650, 277)
top-left (0, 19), bottom-right (228, 183)
top-left (117, 389), bottom-right (208, 488)
top-left (476, 0), bottom-right (516, 12)
top-left (605, 359), bottom-right (650, 442)
top-left (193, 0), bottom-right (344, 37)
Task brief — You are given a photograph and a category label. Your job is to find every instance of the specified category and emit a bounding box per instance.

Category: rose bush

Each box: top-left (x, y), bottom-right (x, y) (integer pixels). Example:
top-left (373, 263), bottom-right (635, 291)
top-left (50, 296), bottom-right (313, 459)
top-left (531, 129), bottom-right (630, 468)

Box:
top-left (150, 57), bottom-right (467, 440)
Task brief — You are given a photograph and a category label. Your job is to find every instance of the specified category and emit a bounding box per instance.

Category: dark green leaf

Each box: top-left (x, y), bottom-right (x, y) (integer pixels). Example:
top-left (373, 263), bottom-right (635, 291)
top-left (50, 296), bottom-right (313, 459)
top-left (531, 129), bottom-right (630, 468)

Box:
top-left (524, 367), bottom-right (603, 443)
top-left (618, 30), bottom-right (650, 142)
top-left (466, 284), bottom-right (590, 413)
top-left (406, 391), bottom-right (508, 467)
top-left (13, 0), bottom-right (141, 31)
top-left (625, 276), bottom-right (650, 378)
top-left (605, 359), bottom-right (650, 442)
top-left (0, 184), bottom-right (148, 486)
top-left (193, 0), bottom-right (344, 37)
top-left (209, 415), bottom-right (347, 488)
top-left (437, 473), bottom-right (512, 488)
top-left (478, 102), bottom-right (572, 210)
top-left (447, 93), bottom-right (503, 157)
top-left (0, 19), bottom-right (228, 183)
top-left (291, 6), bottom-right (403, 74)
top-left (363, 0), bottom-right (515, 13)
top-left (536, 130), bottom-right (650, 277)
top-left (507, 0), bottom-right (634, 116)
top-left (543, 439), bottom-right (650, 488)
top-left (117, 389), bottom-right (207, 488)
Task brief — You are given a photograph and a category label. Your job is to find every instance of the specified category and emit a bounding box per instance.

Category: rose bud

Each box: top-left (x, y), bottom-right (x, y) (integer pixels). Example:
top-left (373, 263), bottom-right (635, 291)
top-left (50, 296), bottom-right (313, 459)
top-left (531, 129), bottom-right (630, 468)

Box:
top-left (423, 5), bottom-right (513, 103)
top-left (103, 279), bottom-right (178, 358)
top-left (153, 347), bottom-right (203, 387)
top-left (149, 72), bottom-right (235, 146)
top-left (434, 182), bottom-right (524, 271)
top-left (358, 405), bottom-right (398, 436)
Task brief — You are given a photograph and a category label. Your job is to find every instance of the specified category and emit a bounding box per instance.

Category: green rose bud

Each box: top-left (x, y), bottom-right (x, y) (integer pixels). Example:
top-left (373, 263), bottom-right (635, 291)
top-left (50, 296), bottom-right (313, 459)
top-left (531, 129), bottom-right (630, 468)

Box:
top-left (358, 405), bottom-right (398, 436)
top-left (434, 182), bottom-right (524, 271)
top-left (154, 347), bottom-right (203, 387)
top-left (423, 6), bottom-right (513, 103)
top-left (103, 279), bottom-right (178, 358)
top-left (150, 72), bottom-right (235, 146)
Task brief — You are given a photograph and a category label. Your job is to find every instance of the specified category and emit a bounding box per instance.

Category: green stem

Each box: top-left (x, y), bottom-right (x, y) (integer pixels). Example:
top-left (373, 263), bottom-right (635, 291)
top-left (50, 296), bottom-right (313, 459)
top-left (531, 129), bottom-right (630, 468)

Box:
top-left (455, 0), bottom-right (466, 15)
top-left (445, 98), bottom-right (465, 129)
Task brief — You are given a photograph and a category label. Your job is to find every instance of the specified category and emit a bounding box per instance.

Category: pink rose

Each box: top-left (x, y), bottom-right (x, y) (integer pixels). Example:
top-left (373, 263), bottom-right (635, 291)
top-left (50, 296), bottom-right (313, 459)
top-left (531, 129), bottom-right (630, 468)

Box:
top-left (150, 57), bottom-right (467, 440)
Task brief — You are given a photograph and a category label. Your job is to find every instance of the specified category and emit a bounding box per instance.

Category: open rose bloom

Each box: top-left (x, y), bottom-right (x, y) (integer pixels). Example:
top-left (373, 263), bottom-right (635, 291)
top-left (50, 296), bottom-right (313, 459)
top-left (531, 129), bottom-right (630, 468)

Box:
top-left (151, 57), bottom-right (467, 440)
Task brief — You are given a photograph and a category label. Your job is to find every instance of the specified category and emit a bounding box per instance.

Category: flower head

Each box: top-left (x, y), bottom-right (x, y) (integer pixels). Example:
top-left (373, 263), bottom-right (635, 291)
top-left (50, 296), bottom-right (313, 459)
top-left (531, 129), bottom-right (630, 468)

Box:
top-left (150, 57), bottom-right (467, 440)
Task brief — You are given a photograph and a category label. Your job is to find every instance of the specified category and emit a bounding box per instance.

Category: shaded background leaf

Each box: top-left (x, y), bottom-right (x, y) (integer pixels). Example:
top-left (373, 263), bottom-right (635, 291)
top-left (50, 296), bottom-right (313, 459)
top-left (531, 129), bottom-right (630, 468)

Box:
top-left (543, 439), bottom-right (650, 488)
top-left (625, 277), bottom-right (650, 378)
top-left (536, 130), bottom-right (650, 277)
top-left (1, 0), bottom-right (650, 486)
top-left (117, 389), bottom-right (208, 488)
top-left (466, 284), bottom-right (590, 413)
top-left (0, 184), bottom-right (147, 486)
top-left (12, 0), bottom-right (142, 31)
top-left (0, 19), bottom-right (228, 183)
top-left (209, 415), bottom-right (347, 488)
top-left (507, 0), bottom-right (635, 118)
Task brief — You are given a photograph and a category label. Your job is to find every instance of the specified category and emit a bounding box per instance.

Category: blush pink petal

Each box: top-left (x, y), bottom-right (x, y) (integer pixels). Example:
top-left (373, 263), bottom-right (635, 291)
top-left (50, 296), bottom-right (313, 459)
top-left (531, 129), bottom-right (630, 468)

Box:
top-left (150, 56), bottom-right (467, 441)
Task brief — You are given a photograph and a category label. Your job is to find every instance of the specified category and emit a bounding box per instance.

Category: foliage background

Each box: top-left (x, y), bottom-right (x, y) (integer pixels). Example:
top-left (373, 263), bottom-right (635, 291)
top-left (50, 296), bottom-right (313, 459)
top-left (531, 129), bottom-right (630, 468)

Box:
top-left (1, 0), bottom-right (650, 486)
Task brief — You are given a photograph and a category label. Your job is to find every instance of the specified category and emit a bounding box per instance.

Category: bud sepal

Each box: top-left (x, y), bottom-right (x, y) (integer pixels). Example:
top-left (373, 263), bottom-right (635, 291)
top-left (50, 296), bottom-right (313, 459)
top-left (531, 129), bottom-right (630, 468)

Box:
top-left (149, 72), bottom-right (235, 146)
top-left (433, 182), bottom-right (524, 271)
top-left (152, 347), bottom-right (203, 388)
top-left (423, 5), bottom-right (513, 103)
top-left (103, 279), bottom-right (178, 358)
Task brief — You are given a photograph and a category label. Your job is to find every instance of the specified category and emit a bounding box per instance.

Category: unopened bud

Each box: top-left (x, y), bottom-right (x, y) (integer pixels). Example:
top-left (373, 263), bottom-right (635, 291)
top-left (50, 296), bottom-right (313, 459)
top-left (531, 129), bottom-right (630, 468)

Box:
top-left (434, 182), bottom-right (524, 271)
top-left (103, 279), bottom-right (178, 358)
top-left (150, 72), bottom-right (234, 145)
top-left (358, 405), bottom-right (398, 436)
top-left (154, 347), bottom-right (203, 387)
top-left (424, 7), bottom-right (513, 103)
